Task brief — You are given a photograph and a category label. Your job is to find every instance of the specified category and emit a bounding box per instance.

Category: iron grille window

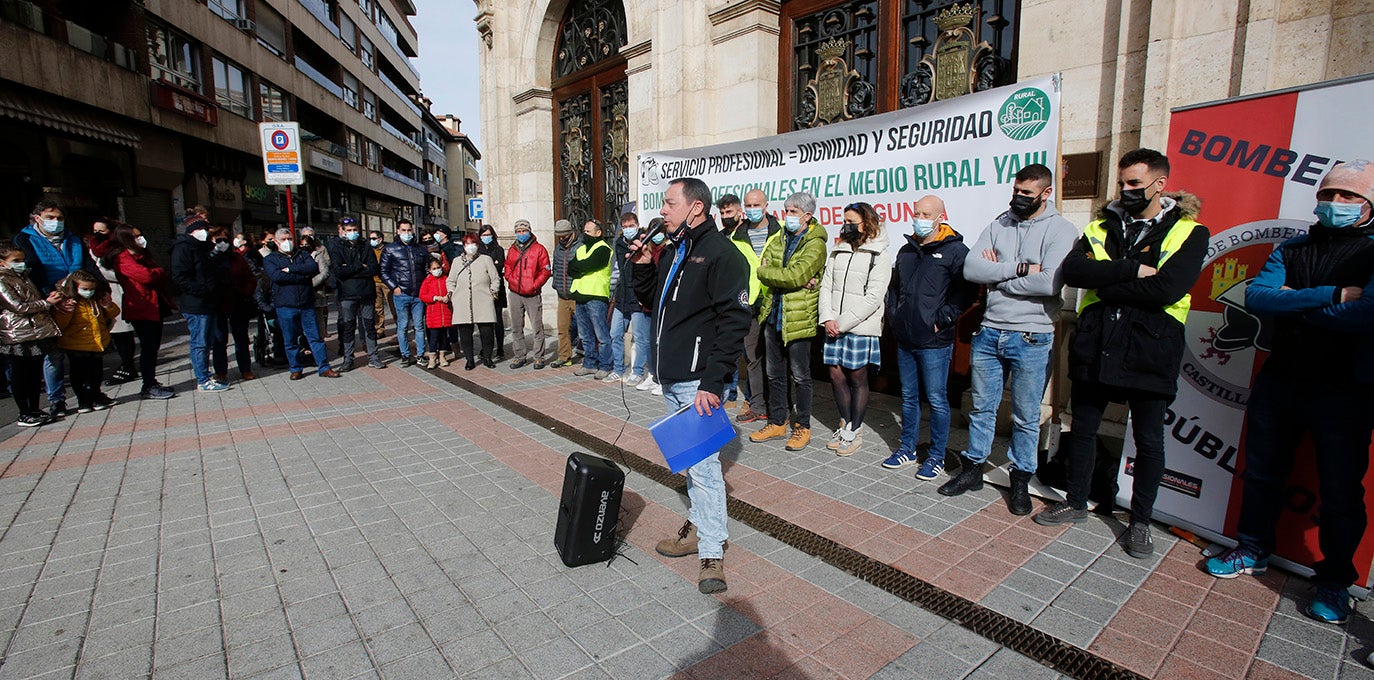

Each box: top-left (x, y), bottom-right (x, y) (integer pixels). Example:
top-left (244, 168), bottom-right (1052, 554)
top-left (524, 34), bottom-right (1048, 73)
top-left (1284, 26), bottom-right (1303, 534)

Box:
top-left (554, 0), bottom-right (627, 79)
top-left (790, 1), bottom-right (880, 130)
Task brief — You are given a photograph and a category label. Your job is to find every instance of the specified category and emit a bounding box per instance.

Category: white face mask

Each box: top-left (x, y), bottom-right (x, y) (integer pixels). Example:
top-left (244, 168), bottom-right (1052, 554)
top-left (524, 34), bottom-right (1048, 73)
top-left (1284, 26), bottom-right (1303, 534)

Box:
top-left (40, 218), bottom-right (64, 234)
top-left (464, 244), bottom-right (479, 256)
top-left (431, 268), bottom-right (444, 277)
top-left (191, 229), bottom-right (208, 242)
top-left (278, 240), bottom-right (294, 253)
top-left (213, 241), bottom-right (230, 253)
top-left (7, 261), bottom-right (26, 273)
top-left (77, 288), bottom-right (96, 299)
top-left (369, 238), bottom-right (381, 248)
top-left (135, 236), bottom-right (148, 249)
top-left (233, 237), bottom-right (247, 248)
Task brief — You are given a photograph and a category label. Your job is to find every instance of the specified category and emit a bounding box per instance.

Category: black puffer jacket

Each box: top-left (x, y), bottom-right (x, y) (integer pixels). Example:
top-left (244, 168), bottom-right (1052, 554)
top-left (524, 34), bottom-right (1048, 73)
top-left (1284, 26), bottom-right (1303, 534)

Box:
top-left (263, 249), bottom-right (319, 309)
top-left (632, 217), bottom-right (751, 396)
top-left (169, 231), bottom-right (221, 315)
top-left (1063, 193), bottom-right (1209, 396)
top-left (327, 237), bottom-right (380, 301)
top-left (379, 238), bottom-right (429, 297)
top-left (887, 225), bottom-right (977, 349)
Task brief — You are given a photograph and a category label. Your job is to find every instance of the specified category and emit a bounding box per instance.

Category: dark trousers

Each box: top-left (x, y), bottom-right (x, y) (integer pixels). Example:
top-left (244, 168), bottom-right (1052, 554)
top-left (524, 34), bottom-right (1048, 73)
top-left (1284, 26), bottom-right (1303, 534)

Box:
top-left (338, 298), bottom-right (378, 363)
top-left (426, 326), bottom-right (452, 352)
top-left (763, 323), bottom-right (813, 428)
top-left (129, 320), bottom-right (163, 391)
top-left (1236, 369), bottom-right (1374, 588)
top-left (1063, 381), bottom-right (1170, 522)
top-left (10, 353), bottom-right (44, 414)
top-left (212, 311), bottom-right (253, 376)
top-left (111, 331), bottom-right (136, 374)
top-left (457, 323), bottom-right (494, 362)
top-left (67, 351), bottom-right (104, 406)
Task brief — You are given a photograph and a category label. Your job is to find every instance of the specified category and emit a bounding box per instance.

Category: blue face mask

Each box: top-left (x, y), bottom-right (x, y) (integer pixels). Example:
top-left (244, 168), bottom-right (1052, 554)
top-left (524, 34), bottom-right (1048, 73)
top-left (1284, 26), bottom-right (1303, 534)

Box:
top-left (912, 219), bottom-right (935, 239)
top-left (400, 232), bottom-right (414, 243)
top-left (40, 218), bottom-right (64, 235)
top-left (515, 232), bottom-right (532, 244)
top-left (345, 231), bottom-right (360, 241)
top-left (621, 227), bottom-right (639, 241)
top-left (744, 208), bottom-right (764, 223)
top-left (481, 235), bottom-right (493, 245)
top-left (1314, 201), bottom-right (1365, 229)
top-left (651, 232), bottom-right (666, 245)
top-left (784, 215), bottom-right (803, 233)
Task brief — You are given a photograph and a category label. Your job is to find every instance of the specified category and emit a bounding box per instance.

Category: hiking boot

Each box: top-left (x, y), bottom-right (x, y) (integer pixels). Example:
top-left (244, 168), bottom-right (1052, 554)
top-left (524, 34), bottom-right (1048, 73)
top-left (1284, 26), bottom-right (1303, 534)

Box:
top-left (594, 370), bottom-right (610, 380)
top-left (1205, 546), bottom-right (1268, 579)
top-left (785, 426), bottom-right (811, 451)
top-left (425, 352), bottom-right (437, 369)
top-left (440, 351), bottom-right (453, 367)
top-left (510, 357), bottom-right (531, 369)
top-left (881, 449), bottom-right (920, 470)
top-left (914, 453), bottom-right (946, 481)
top-left (1122, 521), bottom-right (1154, 558)
top-left (749, 423), bottom-right (788, 443)
top-left (1008, 468), bottom-right (1034, 516)
top-left (656, 521), bottom-right (698, 557)
top-left (938, 456), bottom-right (985, 496)
top-left (1034, 501), bottom-right (1089, 526)
top-left (698, 558), bottom-right (727, 594)
top-left (573, 366), bottom-right (596, 377)
top-left (1306, 584), bottom-right (1354, 624)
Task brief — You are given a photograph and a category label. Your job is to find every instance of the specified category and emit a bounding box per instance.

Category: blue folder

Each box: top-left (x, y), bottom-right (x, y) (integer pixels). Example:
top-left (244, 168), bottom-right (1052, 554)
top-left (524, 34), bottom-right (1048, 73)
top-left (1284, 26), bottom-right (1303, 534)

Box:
top-left (648, 404), bottom-right (737, 474)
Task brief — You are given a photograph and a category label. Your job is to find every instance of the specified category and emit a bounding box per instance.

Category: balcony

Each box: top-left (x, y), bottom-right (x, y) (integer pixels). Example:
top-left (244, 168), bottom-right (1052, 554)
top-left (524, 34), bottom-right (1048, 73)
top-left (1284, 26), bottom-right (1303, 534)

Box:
top-left (297, 0), bottom-right (341, 39)
top-left (295, 55), bottom-right (343, 99)
top-left (382, 167), bottom-right (423, 191)
top-left (377, 70), bottom-right (422, 117)
top-left (0, 0), bottom-right (43, 32)
top-left (380, 119), bottom-right (422, 154)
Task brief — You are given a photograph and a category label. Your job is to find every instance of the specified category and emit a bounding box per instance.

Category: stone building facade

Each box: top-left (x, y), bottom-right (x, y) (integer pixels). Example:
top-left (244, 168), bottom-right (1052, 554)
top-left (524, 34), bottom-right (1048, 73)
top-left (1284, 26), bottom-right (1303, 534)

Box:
top-left (474, 0), bottom-right (1373, 240)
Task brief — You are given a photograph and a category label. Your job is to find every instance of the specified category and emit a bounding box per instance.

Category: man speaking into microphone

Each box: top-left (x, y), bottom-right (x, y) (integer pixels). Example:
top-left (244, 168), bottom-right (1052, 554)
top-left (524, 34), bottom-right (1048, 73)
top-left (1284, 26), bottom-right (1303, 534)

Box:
top-left (633, 177), bottom-right (751, 594)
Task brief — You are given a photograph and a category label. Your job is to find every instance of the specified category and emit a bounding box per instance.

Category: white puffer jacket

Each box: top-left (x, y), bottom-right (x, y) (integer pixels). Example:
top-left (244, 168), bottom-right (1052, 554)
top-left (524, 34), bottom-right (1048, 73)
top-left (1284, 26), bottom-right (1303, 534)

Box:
top-left (818, 232), bottom-right (892, 337)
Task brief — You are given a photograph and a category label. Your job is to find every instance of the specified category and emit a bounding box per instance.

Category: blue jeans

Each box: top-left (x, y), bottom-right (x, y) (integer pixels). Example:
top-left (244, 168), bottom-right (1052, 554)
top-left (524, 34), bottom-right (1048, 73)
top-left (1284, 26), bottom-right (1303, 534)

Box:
top-left (575, 300), bottom-right (612, 371)
top-left (661, 380), bottom-right (728, 559)
top-left (896, 344), bottom-right (954, 457)
top-left (276, 307), bottom-right (330, 374)
top-left (393, 293), bottom-right (426, 358)
top-left (965, 327), bottom-right (1053, 473)
top-left (182, 312), bottom-right (217, 385)
top-left (610, 308), bottom-right (649, 376)
top-left (42, 352), bottom-right (65, 405)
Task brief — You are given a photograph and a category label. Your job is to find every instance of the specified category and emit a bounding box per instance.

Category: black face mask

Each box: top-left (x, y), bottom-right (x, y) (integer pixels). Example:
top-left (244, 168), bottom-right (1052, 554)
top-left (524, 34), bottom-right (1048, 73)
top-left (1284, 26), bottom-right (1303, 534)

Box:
top-left (840, 221), bottom-right (861, 241)
top-left (721, 216), bottom-right (740, 230)
top-left (1009, 193), bottom-right (1042, 219)
top-left (1118, 186), bottom-right (1155, 216)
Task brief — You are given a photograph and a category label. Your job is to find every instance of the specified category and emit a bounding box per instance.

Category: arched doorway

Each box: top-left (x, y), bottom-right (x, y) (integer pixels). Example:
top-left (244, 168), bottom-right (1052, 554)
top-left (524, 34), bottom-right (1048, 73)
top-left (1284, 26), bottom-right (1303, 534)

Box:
top-left (552, 0), bottom-right (629, 229)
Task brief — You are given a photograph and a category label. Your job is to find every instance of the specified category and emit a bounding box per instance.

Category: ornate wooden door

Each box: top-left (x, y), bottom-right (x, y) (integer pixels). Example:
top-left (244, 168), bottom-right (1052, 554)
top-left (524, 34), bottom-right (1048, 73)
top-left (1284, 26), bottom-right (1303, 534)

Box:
top-left (553, 0), bottom-right (629, 227)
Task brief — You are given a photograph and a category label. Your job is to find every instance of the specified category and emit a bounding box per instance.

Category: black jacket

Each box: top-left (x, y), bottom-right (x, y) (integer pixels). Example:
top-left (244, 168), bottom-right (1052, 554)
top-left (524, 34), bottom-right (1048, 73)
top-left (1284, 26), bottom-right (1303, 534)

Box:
top-left (263, 249), bottom-right (320, 309)
top-left (632, 217), bottom-right (751, 396)
top-left (327, 237), bottom-right (380, 302)
top-left (379, 238), bottom-right (430, 297)
top-left (887, 226), bottom-right (978, 349)
top-left (611, 235), bottom-right (643, 314)
top-left (170, 233), bottom-right (221, 315)
top-left (478, 238), bottom-right (507, 307)
top-left (1063, 195), bottom-right (1209, 396)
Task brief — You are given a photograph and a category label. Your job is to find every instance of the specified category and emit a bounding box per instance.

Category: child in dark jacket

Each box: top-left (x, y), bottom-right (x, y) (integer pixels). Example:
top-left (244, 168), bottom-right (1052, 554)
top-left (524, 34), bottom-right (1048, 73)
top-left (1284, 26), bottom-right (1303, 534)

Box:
top-left (418, 255), bottom-right (453, 369)
top-left (0, 241), bottom-right (67, 427)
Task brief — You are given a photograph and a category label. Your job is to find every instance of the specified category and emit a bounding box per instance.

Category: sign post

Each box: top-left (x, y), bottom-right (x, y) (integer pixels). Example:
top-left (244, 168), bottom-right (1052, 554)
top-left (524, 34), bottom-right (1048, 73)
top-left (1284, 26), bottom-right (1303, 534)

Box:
top-left (468, 197), bottom-right (484, 223)
top-left (259, 122), bottom-right (304, 238)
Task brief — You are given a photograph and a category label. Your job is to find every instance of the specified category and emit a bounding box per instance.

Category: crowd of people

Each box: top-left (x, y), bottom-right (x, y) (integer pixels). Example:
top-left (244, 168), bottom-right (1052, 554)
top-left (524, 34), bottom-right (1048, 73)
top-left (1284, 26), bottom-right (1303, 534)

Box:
top-left (1, 152), bottom-right (1371, 611)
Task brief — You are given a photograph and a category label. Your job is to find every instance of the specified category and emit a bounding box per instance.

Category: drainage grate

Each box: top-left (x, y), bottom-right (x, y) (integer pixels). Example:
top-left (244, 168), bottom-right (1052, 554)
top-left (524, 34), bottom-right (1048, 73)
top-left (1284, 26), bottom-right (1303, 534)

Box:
top-left (436, 371), bottom-right (1145, 680)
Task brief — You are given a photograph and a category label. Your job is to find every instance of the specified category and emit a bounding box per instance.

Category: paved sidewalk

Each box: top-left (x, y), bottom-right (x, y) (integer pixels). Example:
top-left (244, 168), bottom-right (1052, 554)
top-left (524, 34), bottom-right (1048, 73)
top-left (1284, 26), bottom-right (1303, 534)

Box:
top-left (0, 332), bottom-right (1365, 679)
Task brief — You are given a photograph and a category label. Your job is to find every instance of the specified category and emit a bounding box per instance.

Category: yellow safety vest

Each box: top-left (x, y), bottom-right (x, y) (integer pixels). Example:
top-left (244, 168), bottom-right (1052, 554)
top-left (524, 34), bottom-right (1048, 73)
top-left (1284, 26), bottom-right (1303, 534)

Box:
top-left (732, 237), bottom-right (763, 305)
top-left (568, 239), bottom-right (611, 298)
top-left (1077, 217), bottom-right (1200, 324)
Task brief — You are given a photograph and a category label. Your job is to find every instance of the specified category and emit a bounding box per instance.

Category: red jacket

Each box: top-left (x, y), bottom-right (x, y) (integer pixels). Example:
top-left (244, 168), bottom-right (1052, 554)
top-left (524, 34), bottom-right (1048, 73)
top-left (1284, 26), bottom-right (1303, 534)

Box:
top-left (418, 274), bottom-right (453, 328)
top-left (504, 239), bottom-right (551, 297)
top-left (112, 249), bottom-right (167, 322)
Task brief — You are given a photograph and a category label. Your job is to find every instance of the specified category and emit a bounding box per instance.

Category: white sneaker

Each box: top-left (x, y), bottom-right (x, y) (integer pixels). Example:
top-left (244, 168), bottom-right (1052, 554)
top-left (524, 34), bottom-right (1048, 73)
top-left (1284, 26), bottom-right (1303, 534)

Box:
top-left (652, 384), bottom-right (663, 396)
top-left (602, 372), bottom-right (622, 383)
top-left (637, 374), bottom-right (658, 392)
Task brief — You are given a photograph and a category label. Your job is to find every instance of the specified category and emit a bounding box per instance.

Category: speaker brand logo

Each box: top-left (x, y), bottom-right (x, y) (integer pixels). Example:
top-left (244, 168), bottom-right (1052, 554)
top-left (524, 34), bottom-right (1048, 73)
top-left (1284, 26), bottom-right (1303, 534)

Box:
top-left (592, 490), bottom-right (610, 543)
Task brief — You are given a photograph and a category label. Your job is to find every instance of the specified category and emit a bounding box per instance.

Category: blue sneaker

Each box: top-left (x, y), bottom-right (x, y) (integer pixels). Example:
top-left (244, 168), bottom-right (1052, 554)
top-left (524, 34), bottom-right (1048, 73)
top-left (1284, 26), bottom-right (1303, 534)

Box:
top-left (1305, 585), bottom-right (1353, 624)
top-left (882, 449), bottom-right (920, 470)
top-left (198, 380), bottom-right (230, 392)
top-left (1205, 546), bottom-right (1268, 579)
top-left (915, 454), bottom-right (946, 480)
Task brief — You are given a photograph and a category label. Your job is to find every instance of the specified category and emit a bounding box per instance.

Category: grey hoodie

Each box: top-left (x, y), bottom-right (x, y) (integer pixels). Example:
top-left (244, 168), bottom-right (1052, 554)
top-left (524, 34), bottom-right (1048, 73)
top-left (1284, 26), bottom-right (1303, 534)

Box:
top-left (963, 203), bottom-right (1078, 333)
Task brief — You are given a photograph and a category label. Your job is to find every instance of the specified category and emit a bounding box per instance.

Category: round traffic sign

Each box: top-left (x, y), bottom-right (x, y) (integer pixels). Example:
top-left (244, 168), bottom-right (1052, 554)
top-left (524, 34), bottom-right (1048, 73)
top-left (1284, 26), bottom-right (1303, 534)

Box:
top-left (271, 130), bottom-right (290, 150)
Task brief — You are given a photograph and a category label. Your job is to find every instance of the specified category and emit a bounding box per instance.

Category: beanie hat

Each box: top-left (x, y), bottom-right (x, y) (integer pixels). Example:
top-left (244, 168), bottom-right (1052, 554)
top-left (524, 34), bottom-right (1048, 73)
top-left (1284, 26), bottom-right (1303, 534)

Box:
top-left (554, 219), bottom-right (573, 235)
top-left (513, 219), bottom-right (531, 231)
top-left (1319, 159), bottom-right (1374, 207)
top-left (432, 224), bottom-right (453, 237)
top-left (183, 213), bottom-right (210, 235)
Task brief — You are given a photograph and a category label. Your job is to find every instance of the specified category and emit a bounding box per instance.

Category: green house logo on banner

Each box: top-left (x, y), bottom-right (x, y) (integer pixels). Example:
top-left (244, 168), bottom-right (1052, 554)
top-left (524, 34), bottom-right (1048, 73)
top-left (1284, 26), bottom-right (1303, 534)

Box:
top-left (998, 87), bottom-right (1051, 141)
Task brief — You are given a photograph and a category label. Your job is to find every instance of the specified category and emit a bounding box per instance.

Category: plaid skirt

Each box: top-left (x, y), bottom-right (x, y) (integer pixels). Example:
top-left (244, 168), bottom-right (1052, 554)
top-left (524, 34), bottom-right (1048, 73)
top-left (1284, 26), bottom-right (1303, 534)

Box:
top-left (821, 333), bottom-right (881, 369)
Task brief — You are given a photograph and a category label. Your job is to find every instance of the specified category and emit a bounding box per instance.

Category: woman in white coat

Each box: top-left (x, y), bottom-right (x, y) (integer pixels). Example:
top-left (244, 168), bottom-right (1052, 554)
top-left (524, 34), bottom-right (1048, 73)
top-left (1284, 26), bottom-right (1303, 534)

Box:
top-left (447, 233), bottom-right (502, 369)
top-left (818, 202), bottom-right (892, 456)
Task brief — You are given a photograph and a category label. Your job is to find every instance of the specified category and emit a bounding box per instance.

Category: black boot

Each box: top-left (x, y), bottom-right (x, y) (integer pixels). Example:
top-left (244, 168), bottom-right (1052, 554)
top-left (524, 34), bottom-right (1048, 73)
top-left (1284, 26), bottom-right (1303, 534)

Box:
top-left (1007, 468), bottom-right (1034, 516)
top-left (938, 456), bottom-right (984, 496)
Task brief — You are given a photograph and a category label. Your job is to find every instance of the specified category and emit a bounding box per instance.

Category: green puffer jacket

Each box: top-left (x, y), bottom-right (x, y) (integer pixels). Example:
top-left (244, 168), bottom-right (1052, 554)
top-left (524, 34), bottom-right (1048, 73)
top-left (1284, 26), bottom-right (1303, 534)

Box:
top-left (756, 219), bottom-right (827, 343)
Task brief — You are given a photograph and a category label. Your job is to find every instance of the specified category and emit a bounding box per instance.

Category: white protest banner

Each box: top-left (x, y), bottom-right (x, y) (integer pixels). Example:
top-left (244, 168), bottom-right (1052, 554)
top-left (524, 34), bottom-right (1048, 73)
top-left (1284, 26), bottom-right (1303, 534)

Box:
top-left (637, 75), bottom-right (1062, 248)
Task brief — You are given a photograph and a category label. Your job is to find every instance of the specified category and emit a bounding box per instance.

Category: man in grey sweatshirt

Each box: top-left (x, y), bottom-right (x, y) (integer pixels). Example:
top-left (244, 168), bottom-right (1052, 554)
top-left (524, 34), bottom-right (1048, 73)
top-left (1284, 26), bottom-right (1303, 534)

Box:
top-left (939, 163), bottom-right (1078, 516)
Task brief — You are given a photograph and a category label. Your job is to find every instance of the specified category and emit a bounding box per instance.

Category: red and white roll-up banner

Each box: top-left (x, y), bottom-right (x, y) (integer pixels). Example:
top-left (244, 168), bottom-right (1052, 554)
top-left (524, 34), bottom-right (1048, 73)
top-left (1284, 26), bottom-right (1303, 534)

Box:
top-left (1117, 74), bottom-right (1374, 585)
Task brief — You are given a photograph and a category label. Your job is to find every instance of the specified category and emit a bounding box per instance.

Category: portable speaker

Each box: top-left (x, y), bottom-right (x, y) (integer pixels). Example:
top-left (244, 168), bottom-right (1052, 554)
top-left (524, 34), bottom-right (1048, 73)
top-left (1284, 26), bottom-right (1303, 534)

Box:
top-left (554, 452), bottom-right (625, 567)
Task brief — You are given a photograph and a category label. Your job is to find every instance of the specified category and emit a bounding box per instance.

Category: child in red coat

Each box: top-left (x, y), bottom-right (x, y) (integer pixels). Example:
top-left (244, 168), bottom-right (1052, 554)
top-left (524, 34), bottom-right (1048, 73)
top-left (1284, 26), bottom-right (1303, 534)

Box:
top-left (418, 254), bottom-right (453, 369)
